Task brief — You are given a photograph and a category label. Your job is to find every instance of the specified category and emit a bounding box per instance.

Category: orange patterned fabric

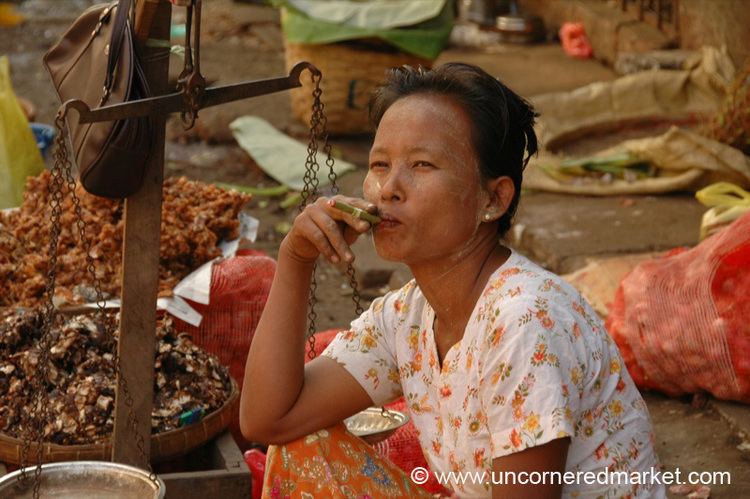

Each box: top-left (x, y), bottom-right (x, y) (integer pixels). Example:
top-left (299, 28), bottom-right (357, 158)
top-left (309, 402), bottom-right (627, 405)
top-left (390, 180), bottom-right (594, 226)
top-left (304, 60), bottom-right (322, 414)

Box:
top-left (262, 423), bottom-right (434, 498)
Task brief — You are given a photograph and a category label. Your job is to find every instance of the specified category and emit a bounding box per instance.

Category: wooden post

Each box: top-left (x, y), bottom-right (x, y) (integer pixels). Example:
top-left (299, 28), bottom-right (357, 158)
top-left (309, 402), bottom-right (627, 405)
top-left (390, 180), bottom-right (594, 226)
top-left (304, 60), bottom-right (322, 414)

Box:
top-left (135, 0), bottom-right (164, 43)
top-left (112, 0), bottom-right (171, 468)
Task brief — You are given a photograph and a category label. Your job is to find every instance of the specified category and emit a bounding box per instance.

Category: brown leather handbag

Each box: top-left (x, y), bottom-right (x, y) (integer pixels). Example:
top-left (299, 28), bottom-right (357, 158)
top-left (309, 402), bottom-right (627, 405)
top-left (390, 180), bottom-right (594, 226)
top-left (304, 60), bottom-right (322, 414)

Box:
top-left (43, 0), bottom-right (153, 199)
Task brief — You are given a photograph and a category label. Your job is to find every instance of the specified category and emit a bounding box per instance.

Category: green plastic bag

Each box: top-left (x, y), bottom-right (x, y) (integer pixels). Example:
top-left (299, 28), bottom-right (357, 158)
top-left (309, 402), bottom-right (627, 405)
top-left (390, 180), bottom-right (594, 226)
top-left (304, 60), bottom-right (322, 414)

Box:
top-left (274, 0), bottom-right (453, 60)
top-left (0, 55), bottom-right (44, 208)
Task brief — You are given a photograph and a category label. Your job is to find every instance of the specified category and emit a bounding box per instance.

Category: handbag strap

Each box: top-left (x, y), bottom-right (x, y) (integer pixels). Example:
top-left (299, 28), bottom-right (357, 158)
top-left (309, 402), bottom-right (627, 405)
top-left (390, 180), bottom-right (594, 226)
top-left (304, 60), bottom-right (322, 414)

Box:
top-left (103, 0), bottom-right (133, 99)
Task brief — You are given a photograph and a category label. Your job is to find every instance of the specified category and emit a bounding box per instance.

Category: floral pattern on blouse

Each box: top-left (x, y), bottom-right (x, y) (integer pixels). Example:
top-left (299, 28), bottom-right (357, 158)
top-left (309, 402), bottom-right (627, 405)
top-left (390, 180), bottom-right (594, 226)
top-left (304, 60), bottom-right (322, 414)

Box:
top-left (323, 250), bottom-right (665, 498)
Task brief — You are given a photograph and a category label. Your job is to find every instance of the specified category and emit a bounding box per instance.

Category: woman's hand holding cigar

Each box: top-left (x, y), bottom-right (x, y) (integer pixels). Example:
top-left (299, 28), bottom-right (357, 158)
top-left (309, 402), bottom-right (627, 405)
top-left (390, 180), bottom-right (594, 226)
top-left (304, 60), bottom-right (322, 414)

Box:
top-left (280, 196), bottom-right (378, 265)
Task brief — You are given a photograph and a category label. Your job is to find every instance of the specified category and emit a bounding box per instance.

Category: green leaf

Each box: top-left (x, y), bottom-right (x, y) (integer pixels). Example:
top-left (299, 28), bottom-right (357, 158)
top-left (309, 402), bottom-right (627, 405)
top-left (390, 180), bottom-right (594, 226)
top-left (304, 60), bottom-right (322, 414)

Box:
top-left (275, 221), bottom-right (292, 235)
top-left (279, 192), bottom-right (303, 210)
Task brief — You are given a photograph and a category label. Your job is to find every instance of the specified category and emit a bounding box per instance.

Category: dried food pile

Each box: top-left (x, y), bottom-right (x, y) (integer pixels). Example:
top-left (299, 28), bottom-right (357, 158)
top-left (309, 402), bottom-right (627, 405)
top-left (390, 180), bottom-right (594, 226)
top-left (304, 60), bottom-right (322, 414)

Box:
top-left (0, 172), bottom-right (251, 308)
top-left (0, 310), bottom-right (232, 444)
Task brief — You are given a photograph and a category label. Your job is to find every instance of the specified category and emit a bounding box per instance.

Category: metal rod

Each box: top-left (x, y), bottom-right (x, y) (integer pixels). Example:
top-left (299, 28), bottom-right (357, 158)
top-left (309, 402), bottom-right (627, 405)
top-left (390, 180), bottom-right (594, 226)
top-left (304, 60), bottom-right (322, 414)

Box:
top-left (67, 61), bottom-right (318, 124)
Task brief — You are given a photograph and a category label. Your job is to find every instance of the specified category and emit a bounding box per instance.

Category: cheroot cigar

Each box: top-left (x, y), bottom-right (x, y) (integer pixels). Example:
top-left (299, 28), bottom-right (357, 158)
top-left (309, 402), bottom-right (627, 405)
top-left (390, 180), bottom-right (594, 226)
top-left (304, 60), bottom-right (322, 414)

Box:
top-left (332, 201), bottom-right (382, 224)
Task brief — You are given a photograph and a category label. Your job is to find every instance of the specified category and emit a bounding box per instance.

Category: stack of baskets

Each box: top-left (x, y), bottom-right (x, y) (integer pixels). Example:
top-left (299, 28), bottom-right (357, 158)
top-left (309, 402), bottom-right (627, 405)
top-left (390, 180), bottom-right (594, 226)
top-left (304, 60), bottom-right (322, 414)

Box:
top-left (277, 0), bottom-right (453, 135)
top-left (285, 40), bottom-right (430, 135)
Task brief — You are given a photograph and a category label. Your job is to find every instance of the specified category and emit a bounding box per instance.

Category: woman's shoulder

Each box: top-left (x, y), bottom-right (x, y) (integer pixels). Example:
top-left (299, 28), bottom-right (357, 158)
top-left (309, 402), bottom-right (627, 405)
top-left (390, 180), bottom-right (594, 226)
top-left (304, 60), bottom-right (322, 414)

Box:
top-left (491, 252), bottom-right (584, 303)
top-left (478, 251), bottom-right (601, 330)
top-left (368, 277), bottom-right (425, 319)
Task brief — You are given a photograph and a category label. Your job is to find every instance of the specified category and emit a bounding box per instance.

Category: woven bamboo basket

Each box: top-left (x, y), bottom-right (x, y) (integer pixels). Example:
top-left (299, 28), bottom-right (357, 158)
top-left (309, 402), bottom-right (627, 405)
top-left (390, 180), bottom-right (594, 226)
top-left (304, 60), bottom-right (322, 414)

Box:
top-left (0, 377), bottom-right (239, 465)
top-left (284, 40), bottom-right (431, 135)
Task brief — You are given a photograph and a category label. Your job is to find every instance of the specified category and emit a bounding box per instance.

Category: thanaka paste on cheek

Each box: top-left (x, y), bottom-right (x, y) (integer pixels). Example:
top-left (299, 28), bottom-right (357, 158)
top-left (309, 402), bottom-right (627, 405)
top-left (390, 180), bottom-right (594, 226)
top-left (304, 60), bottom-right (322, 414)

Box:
top-left (365, 93), bottom-right (491, 266)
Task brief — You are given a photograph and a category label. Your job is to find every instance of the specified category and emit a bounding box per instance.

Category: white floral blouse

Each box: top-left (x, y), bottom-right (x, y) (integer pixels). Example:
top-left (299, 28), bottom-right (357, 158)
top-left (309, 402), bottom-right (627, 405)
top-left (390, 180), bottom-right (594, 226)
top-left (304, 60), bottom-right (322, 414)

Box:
top-left (323, 250), bottom-right (665, 498)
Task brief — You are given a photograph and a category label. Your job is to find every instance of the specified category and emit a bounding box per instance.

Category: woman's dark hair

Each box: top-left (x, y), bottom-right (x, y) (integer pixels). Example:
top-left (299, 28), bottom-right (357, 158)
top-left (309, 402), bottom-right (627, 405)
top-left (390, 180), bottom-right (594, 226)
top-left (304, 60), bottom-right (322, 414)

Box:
top-left (368, 63), bottom-right (538, 237)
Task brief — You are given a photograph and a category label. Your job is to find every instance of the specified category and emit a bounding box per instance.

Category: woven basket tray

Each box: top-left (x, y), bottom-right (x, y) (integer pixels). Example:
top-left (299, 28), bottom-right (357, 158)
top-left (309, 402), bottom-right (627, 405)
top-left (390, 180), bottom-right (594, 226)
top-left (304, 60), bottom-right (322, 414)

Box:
top-left (284, 40), bottom-right (430, 135)
top-left (0, 378), bottom-right (239, 465)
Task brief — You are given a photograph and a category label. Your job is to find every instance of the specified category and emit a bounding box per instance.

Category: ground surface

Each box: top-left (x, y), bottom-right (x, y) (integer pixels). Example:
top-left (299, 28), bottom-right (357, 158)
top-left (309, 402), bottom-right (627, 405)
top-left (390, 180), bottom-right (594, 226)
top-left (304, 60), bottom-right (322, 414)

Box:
top-left (3, 0), bottom-right (749, 496)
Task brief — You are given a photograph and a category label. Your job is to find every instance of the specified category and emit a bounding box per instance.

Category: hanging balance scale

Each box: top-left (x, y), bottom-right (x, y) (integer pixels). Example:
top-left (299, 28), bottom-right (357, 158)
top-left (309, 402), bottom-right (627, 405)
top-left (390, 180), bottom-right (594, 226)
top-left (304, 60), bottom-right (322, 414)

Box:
top-left (0, 0), bottom-right (404, 497)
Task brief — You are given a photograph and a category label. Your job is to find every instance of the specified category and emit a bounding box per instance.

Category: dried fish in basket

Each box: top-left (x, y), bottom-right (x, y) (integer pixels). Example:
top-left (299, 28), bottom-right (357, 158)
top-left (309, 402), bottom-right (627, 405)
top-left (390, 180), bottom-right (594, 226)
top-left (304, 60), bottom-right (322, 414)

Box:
top-left (0, 309), bottom-right (234, 457)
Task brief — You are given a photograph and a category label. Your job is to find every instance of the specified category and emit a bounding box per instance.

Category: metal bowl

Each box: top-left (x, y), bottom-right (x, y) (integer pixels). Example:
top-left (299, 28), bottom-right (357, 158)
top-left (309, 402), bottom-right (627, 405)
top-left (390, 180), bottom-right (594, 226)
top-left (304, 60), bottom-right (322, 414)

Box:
top-left (0, 461), bottom-right (165, 498)
top-left (345, 407), bottom-right (409, 445)
top-left (495, 14), bottom-right (544, 44)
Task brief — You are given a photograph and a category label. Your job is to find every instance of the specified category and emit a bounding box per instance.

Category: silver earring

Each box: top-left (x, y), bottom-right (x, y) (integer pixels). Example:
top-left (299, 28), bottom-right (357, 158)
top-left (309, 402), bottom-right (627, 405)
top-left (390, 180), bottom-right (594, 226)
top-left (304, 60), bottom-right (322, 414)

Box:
top-left (484, 213), bottom-right (492, 221)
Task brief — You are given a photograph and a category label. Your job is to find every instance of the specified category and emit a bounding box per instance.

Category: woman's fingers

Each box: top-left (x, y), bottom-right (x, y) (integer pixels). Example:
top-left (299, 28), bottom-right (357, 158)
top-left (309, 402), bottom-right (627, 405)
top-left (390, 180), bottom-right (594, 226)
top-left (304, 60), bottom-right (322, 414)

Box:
top-left (308, 207), bottom-right (356, 263)
top-left (291, 205), bottom-right (338, 263)
top-left (325, 197), bottom-right (377, 232)
top-left (324, 197), bottom-right (376, 249)
top-left (282, 196), bottom-right (376, 265)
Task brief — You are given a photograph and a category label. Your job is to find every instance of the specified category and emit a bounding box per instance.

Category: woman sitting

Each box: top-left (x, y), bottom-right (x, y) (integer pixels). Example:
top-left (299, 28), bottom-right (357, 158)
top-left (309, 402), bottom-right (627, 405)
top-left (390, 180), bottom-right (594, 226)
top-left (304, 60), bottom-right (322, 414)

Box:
top-left (240, 63), bottom-right (664, 498)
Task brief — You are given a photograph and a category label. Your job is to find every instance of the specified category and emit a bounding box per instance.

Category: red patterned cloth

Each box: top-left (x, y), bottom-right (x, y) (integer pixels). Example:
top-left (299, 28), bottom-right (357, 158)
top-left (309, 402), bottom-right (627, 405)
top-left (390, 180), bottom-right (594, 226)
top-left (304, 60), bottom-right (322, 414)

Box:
top-left (263, 423), bottom-right (434, 498)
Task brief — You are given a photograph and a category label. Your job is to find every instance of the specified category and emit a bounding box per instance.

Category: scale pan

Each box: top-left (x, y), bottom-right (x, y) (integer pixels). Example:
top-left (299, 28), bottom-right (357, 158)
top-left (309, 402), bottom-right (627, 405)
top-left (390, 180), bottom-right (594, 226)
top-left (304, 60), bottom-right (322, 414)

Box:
top-left (345, 407), bottom-right (409, 445)
top-left (0, 461), bottom-right (165, 498)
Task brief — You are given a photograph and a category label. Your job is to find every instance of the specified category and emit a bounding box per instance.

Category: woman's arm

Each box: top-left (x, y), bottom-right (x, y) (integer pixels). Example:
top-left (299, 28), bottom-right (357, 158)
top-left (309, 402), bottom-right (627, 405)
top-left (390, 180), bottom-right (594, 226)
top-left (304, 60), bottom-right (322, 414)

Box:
top-left (491, 437), bottom-right (570, 498)
top-left (239, 196), bottom-right (377, 444)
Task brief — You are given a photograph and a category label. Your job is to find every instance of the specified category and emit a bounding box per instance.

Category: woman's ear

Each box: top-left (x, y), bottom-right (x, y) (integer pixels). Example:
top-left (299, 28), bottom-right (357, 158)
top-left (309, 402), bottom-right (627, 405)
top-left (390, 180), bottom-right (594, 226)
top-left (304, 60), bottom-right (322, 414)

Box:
top-left (484, 176), bottom-right (515, 221)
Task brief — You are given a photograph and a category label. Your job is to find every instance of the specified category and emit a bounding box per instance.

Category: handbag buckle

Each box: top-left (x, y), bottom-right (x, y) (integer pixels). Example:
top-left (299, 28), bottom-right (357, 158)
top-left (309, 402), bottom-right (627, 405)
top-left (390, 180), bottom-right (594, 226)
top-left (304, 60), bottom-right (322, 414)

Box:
top-left (99, 4), bottom-right (113, 22)
top-left (100, 86), bottom-right (111, 106)
top-left (92, 4), bottom-right (114, 36)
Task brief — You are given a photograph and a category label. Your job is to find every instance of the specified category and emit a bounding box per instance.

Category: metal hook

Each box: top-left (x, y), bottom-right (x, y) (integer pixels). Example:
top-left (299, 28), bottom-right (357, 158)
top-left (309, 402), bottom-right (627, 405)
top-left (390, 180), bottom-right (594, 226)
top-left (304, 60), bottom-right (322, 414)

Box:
top-left (176, 0), bottom-right (206, 130)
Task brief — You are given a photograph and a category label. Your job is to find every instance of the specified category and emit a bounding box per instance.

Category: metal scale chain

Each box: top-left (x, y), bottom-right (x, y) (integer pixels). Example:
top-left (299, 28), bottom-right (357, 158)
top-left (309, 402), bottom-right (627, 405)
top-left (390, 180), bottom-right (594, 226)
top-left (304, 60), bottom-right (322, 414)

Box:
top-left (18, 109), bottom-right (159, 497)
top-left (300, 73), bottom-right (365, 359)
top-left (300, 74), bottom-right (396, 424)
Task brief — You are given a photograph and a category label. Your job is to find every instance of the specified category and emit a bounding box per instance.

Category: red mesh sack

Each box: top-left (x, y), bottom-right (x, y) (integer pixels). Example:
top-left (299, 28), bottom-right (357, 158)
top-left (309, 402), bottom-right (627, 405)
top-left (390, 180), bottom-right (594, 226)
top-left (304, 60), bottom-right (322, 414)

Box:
top-left (606, 212), bottom-right (750, 402)
top-left (171, 250), bottom-right (276, 448)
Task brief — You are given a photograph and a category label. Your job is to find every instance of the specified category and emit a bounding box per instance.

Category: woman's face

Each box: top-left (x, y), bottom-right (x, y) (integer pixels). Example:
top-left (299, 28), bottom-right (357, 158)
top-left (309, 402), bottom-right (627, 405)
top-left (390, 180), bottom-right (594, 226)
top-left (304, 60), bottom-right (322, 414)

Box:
top-left (364, 93), bottom-right (494, 265)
